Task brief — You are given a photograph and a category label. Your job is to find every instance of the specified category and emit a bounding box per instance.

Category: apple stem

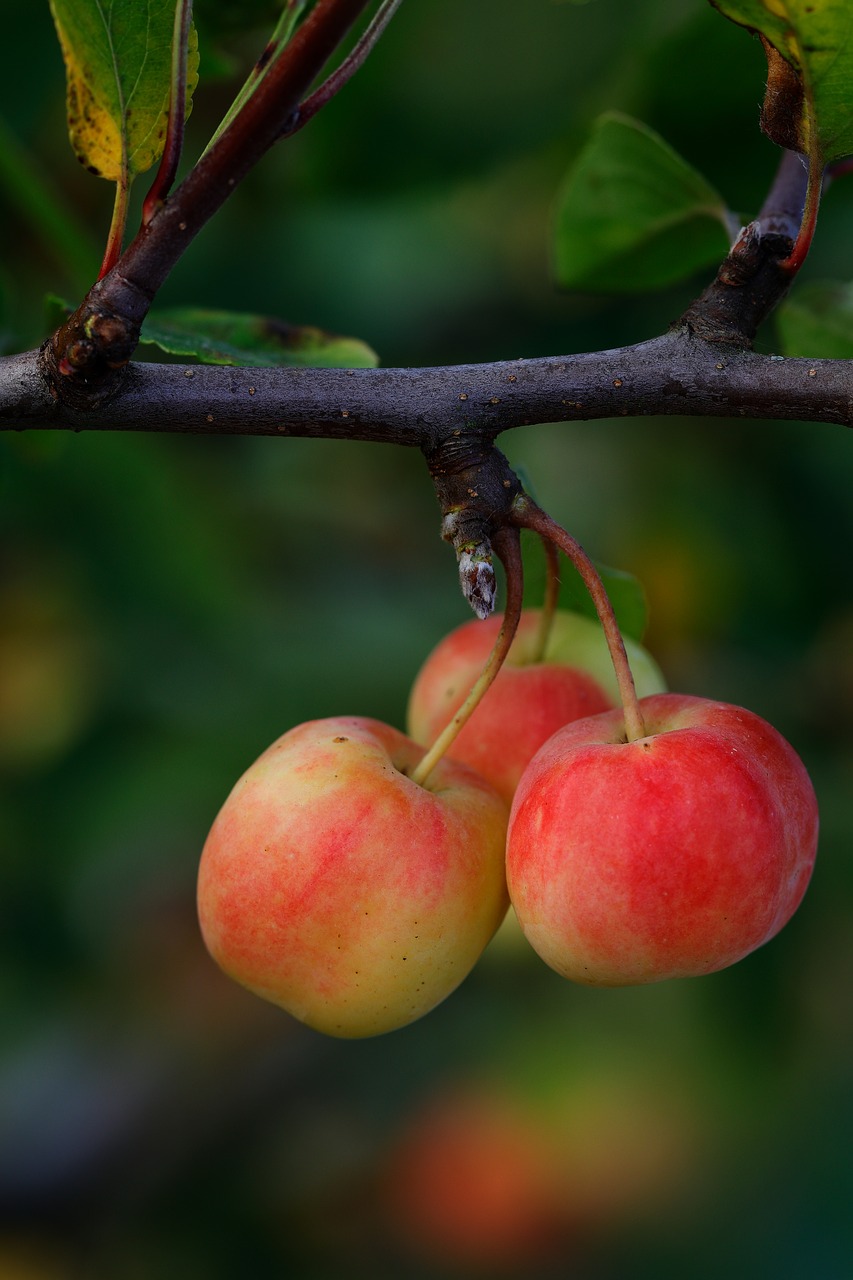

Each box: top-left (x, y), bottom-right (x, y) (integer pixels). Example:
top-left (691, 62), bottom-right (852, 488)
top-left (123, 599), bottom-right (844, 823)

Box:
top-left (511, 496), bottom-right (647, 742)
top-left (410, 527), bottom-right (524, 789)
top-left (530, 533), bottom-right (560, 664)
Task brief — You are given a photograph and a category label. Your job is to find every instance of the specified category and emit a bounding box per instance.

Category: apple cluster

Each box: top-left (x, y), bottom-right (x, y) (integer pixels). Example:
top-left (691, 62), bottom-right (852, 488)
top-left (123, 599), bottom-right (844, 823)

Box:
top-left (197, 609), bottom-right (818, 1038)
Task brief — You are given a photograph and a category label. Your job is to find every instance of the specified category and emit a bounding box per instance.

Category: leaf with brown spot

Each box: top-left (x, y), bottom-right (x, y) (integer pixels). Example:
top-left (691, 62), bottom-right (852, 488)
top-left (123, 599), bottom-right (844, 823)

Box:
top-left (49, 0), bottom-right (199, 185)
top-left (139, 307), bottom-right (379, 369)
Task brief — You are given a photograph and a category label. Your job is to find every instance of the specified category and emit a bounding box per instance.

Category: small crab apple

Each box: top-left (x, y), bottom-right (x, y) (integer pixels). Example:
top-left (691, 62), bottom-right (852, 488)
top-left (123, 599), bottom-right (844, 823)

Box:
top-left (197, 716), bottom-right (509, 1038)
top-left (506, 692), bottom-right (818, 985)
top-left (407, 609), bottom-right (665, 803)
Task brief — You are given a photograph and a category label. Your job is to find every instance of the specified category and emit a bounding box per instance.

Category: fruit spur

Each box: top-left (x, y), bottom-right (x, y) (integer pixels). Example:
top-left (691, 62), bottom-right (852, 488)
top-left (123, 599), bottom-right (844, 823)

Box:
top-left (196, 494), bottom-right (818, 1035)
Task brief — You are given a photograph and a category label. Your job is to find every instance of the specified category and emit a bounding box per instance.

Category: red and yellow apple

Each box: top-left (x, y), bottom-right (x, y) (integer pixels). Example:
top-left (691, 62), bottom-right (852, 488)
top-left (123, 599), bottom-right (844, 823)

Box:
top-left (507, 692), bottom-right (818, 984)
top-left (407, 609), bottom-right (666, 803)
top-left (197, 716), bottom-right (509, 1037)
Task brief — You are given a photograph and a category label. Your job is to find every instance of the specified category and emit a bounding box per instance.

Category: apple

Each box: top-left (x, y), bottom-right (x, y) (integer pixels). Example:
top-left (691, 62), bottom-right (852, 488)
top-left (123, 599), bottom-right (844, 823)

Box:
top-left (197, 716), bottom-right (509, 1037)
top-left (407, 609), bottom-right (666, 803)
top-left (381, 1087), bottom-right (568, 1269)
top-left (506, 692), bottom-right (818, 985)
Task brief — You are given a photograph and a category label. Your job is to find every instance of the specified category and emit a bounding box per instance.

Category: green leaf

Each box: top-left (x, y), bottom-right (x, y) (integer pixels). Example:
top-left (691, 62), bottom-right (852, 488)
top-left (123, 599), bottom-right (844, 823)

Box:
top-left (521, 533), bottom-right (649, 643)
top-left (139, 307), bottom-right (379, 368)
top-left (554, 112), bottom-right (734, 293)
top-left (709, 1), bottom-right (853, 165)
top-left (48, 0), bottom-right (199, 183)
top-left (776, 281), bottom-right (853, 357)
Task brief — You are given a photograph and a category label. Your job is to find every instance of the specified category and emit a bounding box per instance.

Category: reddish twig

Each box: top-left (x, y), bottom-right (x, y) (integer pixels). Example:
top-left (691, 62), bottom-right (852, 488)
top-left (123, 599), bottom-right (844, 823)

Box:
top-left (779, 149), bottom-right (823, 276)
top-left (142, 0), bottom-right (195, 225)
top-left (510, 496), bottom-right (646, 742)
top-left (529, 534), bottom-right (560, 664)
top-left (289, 0), bottom-right (405, 134)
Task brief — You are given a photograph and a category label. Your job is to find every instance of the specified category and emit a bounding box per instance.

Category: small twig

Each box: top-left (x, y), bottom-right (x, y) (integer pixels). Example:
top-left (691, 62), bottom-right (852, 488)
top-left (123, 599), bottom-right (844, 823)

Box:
top-left (287, 0), bottom-right (405, 135)
top-left (757, 148), bottom-right (810, 240)
top-left (529, 534), bottom-right (560, 664)
top-left (142, 0), bottom-right (195, 225)
top-left (410, 526), bottom-right (524, 788)
top-left (679, 147), bottom-right (810, 345)
top-left (98, 176), bottom-right (131, 279)
top-left (779, 149), bottom-right (823, 276)
top-left (203, 0), bottom-right (308, 155)
top-left (511, 496), bottom-right (645, 742)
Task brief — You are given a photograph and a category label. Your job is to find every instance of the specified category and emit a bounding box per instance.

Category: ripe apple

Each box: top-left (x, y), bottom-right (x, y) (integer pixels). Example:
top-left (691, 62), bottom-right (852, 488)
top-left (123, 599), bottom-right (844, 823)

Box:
top-left (407, 609), bottom-right (666, 803)
top-left (197, 716), bottom-right (509, 1037)
top-left (506, 692), bottom-right (818, 984)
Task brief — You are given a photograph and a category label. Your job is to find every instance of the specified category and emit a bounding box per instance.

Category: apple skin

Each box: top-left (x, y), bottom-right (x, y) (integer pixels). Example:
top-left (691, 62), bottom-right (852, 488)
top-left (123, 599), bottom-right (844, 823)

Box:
top-left (407, 609), bottom-right (666, 804)
top-left (506, 692), bottom-right (818, 985)
top-left (197, 716), bottom-right (509, 1038)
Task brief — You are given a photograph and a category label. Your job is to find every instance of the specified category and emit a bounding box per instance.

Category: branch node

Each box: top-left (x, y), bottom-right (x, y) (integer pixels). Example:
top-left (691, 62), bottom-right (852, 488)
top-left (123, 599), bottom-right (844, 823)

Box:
top-left (425, 430), bottom-right (522, 619)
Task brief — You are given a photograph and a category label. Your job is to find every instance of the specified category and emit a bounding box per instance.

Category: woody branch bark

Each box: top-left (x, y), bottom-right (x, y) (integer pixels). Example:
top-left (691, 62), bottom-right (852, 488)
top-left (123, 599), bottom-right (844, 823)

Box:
top-left (4, 336), bottom-right (853, 438)
top-left (47, 0), bottom-right (375, 396)
top-left (4, 140), bottom-right (845, 438)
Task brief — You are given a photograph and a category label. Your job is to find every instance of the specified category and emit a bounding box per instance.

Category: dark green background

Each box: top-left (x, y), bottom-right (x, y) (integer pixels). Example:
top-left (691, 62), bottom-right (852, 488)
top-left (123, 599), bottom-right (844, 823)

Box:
top-left (1, 2), bottom-right (851, 1277)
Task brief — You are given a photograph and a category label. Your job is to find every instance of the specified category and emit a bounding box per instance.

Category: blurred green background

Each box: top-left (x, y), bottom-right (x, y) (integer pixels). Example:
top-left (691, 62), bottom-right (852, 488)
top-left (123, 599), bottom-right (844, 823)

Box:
top-left (1, 1), bottom-right (852, 1276)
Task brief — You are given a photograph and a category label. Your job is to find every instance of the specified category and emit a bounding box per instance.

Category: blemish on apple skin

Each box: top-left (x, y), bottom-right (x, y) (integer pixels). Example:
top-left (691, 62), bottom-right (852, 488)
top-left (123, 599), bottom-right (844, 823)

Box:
top-left (333, 736), bottom-right (349, 743)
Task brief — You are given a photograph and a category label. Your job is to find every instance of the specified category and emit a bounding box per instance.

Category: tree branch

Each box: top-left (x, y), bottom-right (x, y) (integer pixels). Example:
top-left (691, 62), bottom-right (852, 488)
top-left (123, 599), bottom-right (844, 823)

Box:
top-left (47, 0), bottom-right (376, 391)
top-left (4, 331), bottom-right (852, 442)
top-left (289, 0), bottom-right (405, 135)
top-left (679, 149), bottom-right (809, 344)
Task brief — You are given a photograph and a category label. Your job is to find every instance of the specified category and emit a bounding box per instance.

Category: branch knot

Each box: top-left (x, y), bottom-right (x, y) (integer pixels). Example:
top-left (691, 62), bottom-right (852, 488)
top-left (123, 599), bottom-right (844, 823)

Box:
top-left (424, 432), bottom-right (522, 618)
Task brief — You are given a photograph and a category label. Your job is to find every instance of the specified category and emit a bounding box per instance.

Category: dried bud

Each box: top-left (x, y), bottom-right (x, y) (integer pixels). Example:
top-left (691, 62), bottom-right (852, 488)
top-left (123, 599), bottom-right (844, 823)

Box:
top-left (458, 544), bottom-right (496, 619)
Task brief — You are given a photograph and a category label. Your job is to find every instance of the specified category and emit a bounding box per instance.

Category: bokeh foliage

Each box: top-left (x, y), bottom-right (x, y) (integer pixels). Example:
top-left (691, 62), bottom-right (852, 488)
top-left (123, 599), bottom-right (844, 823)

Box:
top-left (1, 2), bottom-right (852, 1277)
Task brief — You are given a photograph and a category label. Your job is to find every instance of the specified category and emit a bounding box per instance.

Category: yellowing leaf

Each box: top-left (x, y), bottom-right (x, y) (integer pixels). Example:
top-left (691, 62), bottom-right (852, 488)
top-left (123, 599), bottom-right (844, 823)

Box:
top-left (49, 0), bottom-right (199, 184)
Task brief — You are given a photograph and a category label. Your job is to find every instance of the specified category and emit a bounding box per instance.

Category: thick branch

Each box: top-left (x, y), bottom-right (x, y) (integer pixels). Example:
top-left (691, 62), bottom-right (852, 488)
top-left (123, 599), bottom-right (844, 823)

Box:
top-left (4, 331), bottom-right (853, 439)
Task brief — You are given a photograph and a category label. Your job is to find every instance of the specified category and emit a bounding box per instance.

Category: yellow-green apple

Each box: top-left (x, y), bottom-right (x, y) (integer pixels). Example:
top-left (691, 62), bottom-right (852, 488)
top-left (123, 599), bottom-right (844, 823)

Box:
top-left (197, 716), bottom-right (509, 1037)
top-left (506, 692), bottom-right (818, 985)
top-left (407, 609), bottom-right (666, 804)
